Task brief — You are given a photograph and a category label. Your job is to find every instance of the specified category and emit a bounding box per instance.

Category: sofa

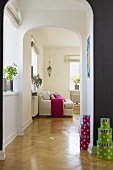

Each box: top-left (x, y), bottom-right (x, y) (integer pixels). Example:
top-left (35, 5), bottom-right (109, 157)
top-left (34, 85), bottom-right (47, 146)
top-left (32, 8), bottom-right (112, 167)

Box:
top-left (38, 91), bottom-right (74, 116)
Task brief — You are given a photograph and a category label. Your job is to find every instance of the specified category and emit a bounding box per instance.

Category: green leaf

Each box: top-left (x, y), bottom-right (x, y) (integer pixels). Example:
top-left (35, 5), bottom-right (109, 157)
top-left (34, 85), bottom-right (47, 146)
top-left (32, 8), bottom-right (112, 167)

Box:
top-left (3, 66), bottom-right (17, 80)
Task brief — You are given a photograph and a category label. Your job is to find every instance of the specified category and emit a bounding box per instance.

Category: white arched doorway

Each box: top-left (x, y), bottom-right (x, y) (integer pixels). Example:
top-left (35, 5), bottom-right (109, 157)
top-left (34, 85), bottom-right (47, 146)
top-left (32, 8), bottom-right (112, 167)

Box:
top-left (2, 0), bottom-right (94, 160)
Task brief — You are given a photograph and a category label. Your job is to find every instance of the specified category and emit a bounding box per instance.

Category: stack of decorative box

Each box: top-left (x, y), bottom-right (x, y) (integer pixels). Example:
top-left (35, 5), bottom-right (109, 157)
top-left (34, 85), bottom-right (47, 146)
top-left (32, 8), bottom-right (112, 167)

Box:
top-left (80, 115), bottom-right (90, 150)
top-left (97, 118), bottom-right (113, 160)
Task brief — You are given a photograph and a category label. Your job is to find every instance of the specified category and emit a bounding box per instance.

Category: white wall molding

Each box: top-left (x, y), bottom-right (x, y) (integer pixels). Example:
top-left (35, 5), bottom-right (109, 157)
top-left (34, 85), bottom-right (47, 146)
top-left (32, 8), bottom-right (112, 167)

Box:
top-left (0, 150), bottom-right (6, 160)
top-left (17, 130), bottom-right (24, 136)
top-left (3, 131), bottom-right (17, 149)
top-left (87, 143), bottom-right (97, 155)
top-left (23, 117), bottom-right (32, 131)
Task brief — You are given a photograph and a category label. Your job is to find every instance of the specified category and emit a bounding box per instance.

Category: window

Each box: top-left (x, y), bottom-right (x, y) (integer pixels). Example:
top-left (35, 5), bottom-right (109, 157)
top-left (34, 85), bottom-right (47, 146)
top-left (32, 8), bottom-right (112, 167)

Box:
top-left (70, 62), bottom-right (80, 90)
top-left (31, 48), bottom-right (37, 75)
top-left (31, 36), bottom-right (40, 76)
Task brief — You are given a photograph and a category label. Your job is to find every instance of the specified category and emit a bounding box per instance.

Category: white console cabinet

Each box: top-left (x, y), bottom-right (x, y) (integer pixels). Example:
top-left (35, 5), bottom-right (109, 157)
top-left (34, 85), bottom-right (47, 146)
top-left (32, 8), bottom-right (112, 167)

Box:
top-left (31, 92), bottom-right (38, 117)
top-left (3, 92), bottom-right (19, 148)
top-left (70, 90), bottom-right (80, 103)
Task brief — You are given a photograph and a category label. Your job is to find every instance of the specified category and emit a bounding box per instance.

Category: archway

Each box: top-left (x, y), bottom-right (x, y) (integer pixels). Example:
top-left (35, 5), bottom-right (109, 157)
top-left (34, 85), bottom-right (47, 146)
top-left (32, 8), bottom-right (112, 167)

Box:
top-left (23, 26), bottom-right (82, 117)
top-left (0, 0), bottom-right (94, 160)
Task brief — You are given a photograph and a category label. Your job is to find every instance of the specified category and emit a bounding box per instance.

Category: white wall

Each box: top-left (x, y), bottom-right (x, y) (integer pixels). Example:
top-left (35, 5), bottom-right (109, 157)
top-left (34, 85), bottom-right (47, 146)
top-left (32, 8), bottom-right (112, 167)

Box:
top-left (3, 13), bottom-right (20, 148)
top-left (22, 30), bottom-right (44, 129)
top-left (86, 10), bottom-right (94, 149)
top-left (3, 16), bottom-right (24, 135)
top-left (44, 46), bottom-right (80, 98)
top-left (3, 13), bottom-right (19, 91)
top-left (22, 32), bottom-right (32, 129)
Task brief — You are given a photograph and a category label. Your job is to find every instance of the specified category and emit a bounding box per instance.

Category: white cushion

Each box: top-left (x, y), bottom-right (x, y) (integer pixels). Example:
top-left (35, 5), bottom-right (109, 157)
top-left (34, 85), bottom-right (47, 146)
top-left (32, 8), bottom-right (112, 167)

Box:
top-left (64, 99), bottom-right (73, 109)
top-left (50, 93), bottom-right (55, 99)
top-left (42, 91), bottom-right (50, 100)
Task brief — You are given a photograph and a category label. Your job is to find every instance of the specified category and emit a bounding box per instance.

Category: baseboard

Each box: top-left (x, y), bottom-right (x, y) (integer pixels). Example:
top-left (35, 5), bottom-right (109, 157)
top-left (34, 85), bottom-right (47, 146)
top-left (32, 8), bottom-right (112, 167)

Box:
top-left (3, 131), bottom-right (17, 149)
top-left (0, 150), bottom-right (6, 160)
top-left (87, 143), bottom-right (97, 155)
top-left (17, 117), bottom-right (32, 136)
top-left (23, 117), bottom-right (32, 131)
top-left (17, 130), bottom-right (24, 136)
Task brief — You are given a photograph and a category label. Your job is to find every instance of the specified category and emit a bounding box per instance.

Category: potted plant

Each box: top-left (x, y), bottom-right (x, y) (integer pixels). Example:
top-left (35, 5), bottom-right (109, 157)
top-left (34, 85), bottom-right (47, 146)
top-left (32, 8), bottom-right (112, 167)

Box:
top-left (32, 74), bottom-right (42, 90)
top-left (72, 75), bottom-right (80, 90)
top-left (3, 65), bottom-right (17, 91)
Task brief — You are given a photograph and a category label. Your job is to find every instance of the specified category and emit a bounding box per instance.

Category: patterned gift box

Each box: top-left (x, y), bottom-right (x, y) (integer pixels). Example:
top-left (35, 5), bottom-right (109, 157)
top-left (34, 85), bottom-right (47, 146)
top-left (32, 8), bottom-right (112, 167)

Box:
top-left (80, 136), bottom-right (90, 150)
top-left (98, 128), bottom-right (112, 143)
top-left (83, 115), bottom-right (90, 124)
top-left (80, 145), bottom-right (88, 150)
top-left (97, 141), bottom-right (113, 160)
top-left (81, 124), bottom-right (90, 136)
top-left (100, 118), bottom-right (110, 129)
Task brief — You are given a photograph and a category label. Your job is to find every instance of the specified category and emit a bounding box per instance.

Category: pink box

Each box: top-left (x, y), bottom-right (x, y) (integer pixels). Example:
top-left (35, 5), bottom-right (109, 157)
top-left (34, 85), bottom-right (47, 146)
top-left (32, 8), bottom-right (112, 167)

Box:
top-left (80, 136), bottom-right (90, 143)
top-left (83, 115), bottom-right (90, 124)
top-left (81, 124), bottom-right (90, 136)
top-left (81, 125), bottom-right (87, 136)
top-left (80, 145), bottom-right (88, 150)
top-left (86, 126), bottom-right (90, 136)
top-left (80, 136), bottom-right (90, 150)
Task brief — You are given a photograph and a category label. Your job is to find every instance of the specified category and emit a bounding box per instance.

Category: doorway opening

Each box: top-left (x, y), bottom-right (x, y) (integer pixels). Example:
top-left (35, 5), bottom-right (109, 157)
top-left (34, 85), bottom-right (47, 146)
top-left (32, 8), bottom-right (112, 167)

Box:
top-left (1, 0), bottom-right (94, 160)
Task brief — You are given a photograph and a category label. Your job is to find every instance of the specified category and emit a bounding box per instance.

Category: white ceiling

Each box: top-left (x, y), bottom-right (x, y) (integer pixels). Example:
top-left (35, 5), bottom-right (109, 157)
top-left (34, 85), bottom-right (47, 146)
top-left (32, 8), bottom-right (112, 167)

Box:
top-left (13, 0), bottom-right (86, 47)
top-left (34, 27), bottom-right (80, 46)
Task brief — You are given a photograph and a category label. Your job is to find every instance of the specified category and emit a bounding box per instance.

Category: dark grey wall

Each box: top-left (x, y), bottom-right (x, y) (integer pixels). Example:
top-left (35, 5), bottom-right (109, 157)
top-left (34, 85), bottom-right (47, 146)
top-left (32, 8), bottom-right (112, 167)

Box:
top-left (0, 0), bottom-right (113, 150)
top-left (87, 0), bottom-right (113, 145)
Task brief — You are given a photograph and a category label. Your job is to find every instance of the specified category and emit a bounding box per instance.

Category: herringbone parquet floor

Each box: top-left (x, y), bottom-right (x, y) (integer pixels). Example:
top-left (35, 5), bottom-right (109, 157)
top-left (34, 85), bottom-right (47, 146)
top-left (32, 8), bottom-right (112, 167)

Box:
top-left (0, 114), bottom-right (113, 170)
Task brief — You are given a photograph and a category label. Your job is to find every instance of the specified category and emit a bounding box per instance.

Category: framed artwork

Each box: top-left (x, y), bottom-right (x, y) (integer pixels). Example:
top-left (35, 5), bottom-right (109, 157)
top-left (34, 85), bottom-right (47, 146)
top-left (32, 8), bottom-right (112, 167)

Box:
top-left (87, 36), bottom-right (90, 77)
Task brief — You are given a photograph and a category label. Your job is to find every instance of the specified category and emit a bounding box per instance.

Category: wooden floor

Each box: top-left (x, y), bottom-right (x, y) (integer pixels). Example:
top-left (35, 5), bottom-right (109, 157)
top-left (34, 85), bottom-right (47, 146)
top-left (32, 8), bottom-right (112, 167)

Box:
top-left (0, 114), bottom-right (113, 170)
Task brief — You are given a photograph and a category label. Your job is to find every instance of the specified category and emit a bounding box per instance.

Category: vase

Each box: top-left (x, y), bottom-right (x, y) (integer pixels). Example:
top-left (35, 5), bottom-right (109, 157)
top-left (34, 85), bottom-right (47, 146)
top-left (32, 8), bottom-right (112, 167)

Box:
top-left (8, 80), bottom-right (13, 91)
top-left (75, 84), bottom-right (79, 90)
top-left (3, 78), bottom-right (7, 91)
top-left (3, 79), bottom-right (13, 91)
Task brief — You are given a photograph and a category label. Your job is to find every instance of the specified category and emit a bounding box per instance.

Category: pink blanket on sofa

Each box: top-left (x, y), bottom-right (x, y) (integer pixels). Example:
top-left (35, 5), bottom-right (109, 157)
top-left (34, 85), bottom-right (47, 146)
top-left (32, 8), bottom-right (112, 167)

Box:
top-left (51, 98), bottom-right (64, 118)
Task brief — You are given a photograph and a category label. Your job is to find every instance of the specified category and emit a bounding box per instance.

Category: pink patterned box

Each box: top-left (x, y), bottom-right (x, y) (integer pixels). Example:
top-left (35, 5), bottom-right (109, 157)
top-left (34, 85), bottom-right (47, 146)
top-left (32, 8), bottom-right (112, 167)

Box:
top-left (86, 126), bottom-right (90, 136)
top-left (83, 115), bottom-right (90, 124)
top-left (80, 145), bottom-right (88, 150)
top-left (81, 124), bottom-right (90, 136)
top-left (80, 136), bottom-right (90, 150)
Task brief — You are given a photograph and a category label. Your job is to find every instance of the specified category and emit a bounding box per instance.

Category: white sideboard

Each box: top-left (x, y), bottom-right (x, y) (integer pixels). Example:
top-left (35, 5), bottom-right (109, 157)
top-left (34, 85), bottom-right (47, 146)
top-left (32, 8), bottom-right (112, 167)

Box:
top-left (3, 92), bottom-right (19, 148)
top-left (70, 90), bottom-right (80, 103)
top-left (31, 91), bottom-right (38, 117)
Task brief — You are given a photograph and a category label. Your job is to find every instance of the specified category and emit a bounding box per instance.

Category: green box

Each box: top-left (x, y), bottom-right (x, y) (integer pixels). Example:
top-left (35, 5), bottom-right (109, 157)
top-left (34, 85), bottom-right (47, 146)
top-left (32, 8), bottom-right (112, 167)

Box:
top-left (100, 118), bottom-right (110, 129)
top-left (98, 128), bottom-right (112, 143)
top-left (97, 141), bottom-right (113, 160)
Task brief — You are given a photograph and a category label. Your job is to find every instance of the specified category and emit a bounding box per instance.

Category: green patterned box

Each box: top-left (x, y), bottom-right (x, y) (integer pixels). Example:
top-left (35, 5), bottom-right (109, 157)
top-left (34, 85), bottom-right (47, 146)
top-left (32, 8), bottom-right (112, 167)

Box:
top-left (97, 141), bottom-right (113, 160)
top-left (100, 118), bottom-right (110, 129)
top-left (97, 118), bottom-right (113, 160)
top-left (98, 128), bottom-right (112, 143)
